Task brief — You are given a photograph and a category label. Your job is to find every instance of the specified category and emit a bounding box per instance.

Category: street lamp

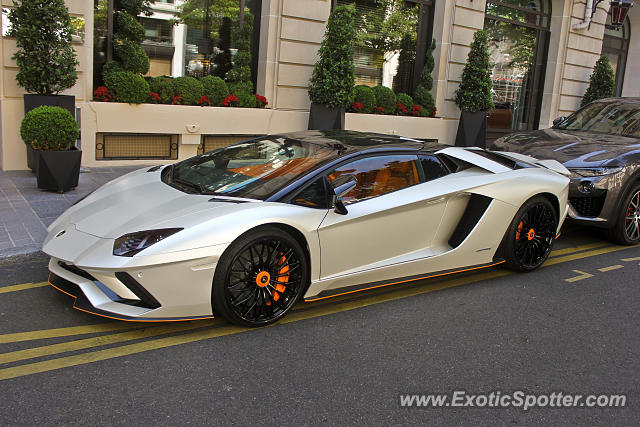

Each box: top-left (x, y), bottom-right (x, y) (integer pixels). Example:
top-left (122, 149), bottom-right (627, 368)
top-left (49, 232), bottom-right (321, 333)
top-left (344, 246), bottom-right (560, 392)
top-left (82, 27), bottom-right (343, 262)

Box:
top-left (609, 0), bottom-right (633, 26)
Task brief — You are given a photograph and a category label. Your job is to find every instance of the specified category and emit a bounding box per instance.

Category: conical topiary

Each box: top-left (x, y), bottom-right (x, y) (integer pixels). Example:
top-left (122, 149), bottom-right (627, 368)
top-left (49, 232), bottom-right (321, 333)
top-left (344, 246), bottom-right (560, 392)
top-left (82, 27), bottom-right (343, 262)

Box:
top-left (581, 55), bottom-right (616, 107)
top-left (414, 39), bottom-right (436, 117)
top-left (454, 30), bottom-right (494, 113)
top-left (112, 0), bottom-right (151, 75)
top-left (308, 5), bottom-right (356, 109)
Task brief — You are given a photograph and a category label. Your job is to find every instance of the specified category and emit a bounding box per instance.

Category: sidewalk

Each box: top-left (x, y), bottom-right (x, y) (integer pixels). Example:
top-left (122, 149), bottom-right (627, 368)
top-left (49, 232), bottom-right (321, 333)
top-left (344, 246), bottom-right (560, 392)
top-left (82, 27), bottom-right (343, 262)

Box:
top-left (0, 166), bottom-right (148, 259)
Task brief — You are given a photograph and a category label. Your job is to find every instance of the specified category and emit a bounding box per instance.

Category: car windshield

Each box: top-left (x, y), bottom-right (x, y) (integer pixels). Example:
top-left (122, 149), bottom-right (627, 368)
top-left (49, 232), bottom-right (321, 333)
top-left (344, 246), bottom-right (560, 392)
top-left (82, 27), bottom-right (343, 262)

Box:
top-left (556, 101), bottom-right (640, 136)
top-left (167, 136), bottom-right (336, 200)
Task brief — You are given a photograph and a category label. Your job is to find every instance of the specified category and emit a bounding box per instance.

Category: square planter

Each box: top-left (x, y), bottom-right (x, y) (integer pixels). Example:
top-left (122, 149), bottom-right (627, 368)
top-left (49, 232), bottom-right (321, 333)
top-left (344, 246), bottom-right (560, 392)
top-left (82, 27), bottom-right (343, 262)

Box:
top-left (35, 147), bottom-right (82, 193)
top-left (455, 111), bottom-right (487, 148)
top-left (26, 145), bottom-right (37, 173)
top-left (24, 94), bottom-right (76, 118)
top-left (308, 103), bottom-right (345, 130)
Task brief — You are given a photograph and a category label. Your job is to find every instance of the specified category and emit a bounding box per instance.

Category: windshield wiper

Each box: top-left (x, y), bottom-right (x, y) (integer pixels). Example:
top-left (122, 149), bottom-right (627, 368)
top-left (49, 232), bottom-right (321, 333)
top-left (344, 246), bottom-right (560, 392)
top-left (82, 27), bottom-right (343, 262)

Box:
top-left (171, 175), bottom-right (218, 195)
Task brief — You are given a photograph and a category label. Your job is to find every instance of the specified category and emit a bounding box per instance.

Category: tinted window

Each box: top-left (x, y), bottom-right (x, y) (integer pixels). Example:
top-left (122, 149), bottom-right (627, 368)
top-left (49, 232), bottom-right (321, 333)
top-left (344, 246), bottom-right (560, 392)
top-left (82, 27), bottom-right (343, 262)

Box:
top-left (292, 178), bottom-right (328, 209)
top-left (556, 102), bottom-right (640, 135)
top-left (327, 155), bottom-right (421, 204)
top-left (419, 155), bottom-right (450, 181)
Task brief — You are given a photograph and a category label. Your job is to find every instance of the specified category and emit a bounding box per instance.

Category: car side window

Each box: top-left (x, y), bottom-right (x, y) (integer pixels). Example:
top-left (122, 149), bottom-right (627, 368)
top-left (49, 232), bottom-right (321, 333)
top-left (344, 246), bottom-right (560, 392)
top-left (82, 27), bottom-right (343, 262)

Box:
top-left (327, 155), bottom-right (421, 204)
top-left (291, 178), bottom-right (329, 209)
top-left (419, 155), bottom-right (450, 182)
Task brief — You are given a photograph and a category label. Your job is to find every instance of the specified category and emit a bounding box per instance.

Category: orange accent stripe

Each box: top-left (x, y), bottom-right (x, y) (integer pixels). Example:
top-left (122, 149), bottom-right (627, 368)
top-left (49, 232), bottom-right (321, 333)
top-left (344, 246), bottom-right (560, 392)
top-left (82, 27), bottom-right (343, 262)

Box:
top-left (304, 261), bottom-right (506, 302)
top-left (48, 281), bottom-right (215, 323)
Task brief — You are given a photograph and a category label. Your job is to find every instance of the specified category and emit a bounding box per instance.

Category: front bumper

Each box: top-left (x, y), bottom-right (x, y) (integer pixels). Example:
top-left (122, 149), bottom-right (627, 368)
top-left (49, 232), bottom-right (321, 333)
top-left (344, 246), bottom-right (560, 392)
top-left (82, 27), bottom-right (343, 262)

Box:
top-left (48, 257), bottom-right (217, 321)
top-left (566, 171), bottom-right (628, 227)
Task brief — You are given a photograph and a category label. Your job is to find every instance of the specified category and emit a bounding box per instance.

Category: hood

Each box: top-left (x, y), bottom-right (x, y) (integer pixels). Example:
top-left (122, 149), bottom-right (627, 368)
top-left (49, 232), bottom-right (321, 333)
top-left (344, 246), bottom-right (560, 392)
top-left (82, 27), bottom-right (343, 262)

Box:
top-left (492, 128), bottom-right (640, 168)
top-left (60, 168), bottom-right (249, 239)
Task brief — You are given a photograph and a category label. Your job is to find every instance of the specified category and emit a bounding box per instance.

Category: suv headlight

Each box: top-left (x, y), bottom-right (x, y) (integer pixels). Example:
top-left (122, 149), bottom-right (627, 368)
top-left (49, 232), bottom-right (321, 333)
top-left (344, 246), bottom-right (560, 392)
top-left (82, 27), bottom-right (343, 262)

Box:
top-left (569, 167), bottom-right (623, 178)
top-left (113, 228), bottom-right (183, 257)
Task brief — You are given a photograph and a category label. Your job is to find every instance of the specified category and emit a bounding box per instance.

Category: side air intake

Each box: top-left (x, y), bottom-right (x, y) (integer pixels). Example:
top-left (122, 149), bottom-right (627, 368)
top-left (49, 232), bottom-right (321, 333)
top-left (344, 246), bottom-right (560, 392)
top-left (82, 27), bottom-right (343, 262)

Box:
top-left (448, 194), bottom-right (493, 248)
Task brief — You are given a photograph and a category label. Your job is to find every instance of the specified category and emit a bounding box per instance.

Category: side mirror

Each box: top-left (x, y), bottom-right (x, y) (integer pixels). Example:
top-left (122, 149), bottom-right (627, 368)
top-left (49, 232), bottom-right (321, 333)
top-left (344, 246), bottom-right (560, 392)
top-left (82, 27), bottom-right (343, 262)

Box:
top-left (329, 175), bottom-right (357, 215)
top-left (552, 116), bottom-right (566, 128)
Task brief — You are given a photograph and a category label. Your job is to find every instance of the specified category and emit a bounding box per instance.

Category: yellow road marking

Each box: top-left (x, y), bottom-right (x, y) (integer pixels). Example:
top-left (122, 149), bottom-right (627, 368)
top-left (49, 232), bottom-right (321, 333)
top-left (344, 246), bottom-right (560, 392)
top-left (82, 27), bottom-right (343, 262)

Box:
top-left (0, 323), bottom-right (142, 344)
top-left (564, 270), bottom-right (594, 283)
top-left (0, 282), bottom-right (48, 294)
top-left (621, 256), bottom-right (640, 262)
top-left (0, 242), bottom-right (637, 381)
top-left (549, 242), bottom-right (610, 258)
top-left (598, 265), bottom-right (624, 272)
top-left (0, 321), bottom-right (218, 364)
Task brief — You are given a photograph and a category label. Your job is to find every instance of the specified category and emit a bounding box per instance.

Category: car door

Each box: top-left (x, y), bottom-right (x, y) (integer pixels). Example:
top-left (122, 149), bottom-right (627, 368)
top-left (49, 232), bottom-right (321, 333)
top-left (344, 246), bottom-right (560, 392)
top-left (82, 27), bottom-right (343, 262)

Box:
top-left (317, 153), bottom-right (452, 281)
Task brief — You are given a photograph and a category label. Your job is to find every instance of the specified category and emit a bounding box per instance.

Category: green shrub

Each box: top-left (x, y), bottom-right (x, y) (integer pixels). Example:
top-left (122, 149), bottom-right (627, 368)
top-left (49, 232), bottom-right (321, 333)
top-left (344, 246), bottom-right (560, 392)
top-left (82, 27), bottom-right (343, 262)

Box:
top-left (308, 5), bottom-right (356, 108)
top-left (230, 81), bottom-right (253, 97)
top-left (213, 17), bottom-right (233, 79)
top-left (172, 76), bottom-right (204, 105)
top-left (353, 85), bottom-right (375, 113)
top-left (201, 76), bottom-right (229, 106)
top-left (113, 39), bottom-right (150, 75)
top-left (149, 76), bottom-right (175, 104)
top-left (117, 0), bottom-right (152, 16)
top-left (115, 11), bottom-right (145, 43)
top-left (454, 31), bottom-right (494, 112)
top-left (20, 106), bottom-right (79, 151)
top-left (226, 12), bottom-right (254, 97)
top-left (415, 39), bottom-right (436, 116)
top-left (102, 61), bottom-right (123, 79)
top-left (581, 55), bottom-right (616, 107)
top-left (236, 91), bottom-right (258, 108)
top-left (104, 71), bottom-right (150, 104)
top-left (396, 93), bottom-right (413, 109)
top-left (8, 0), bottom-right (78, 95)
top-left (372, 85), bottom-right (396, 115)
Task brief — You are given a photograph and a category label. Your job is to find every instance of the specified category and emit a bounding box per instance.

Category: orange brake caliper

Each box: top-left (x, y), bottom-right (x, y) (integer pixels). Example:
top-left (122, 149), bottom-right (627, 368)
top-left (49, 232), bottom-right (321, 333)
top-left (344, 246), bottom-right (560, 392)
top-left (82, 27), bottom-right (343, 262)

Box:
top-left (272, 255), bottom-right (289, 302)
top-left (515, 221), bottom-right (523, 240)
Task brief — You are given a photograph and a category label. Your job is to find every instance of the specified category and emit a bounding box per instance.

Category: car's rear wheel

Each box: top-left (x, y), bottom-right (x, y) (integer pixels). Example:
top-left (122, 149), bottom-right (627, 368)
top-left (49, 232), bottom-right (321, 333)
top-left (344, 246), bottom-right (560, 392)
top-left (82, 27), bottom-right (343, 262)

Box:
top-left (607, 183), bottom-right (640, 245)
top-left (503, 196), bottom-right (557, 272)
top-left (212, 226), bottom-right (308, 327)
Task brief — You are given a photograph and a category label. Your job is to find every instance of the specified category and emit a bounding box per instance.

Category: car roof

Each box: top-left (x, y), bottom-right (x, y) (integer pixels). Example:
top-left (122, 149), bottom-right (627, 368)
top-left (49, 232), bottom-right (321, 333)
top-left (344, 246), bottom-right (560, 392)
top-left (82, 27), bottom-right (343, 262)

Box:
top-left (275, 130), bottom-right (430, 154)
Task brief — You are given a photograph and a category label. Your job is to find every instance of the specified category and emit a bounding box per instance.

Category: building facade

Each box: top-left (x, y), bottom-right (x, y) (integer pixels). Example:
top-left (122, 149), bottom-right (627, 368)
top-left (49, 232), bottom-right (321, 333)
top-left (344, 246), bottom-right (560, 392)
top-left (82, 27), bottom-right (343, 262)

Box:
top-left (0, 0), bottom-right (638, 170)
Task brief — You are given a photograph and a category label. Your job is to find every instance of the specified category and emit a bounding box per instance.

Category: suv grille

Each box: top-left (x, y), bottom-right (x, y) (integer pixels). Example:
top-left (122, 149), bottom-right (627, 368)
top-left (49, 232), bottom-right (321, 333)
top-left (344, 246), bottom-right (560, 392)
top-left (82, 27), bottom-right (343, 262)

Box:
top-left (569, 193), bottom-right (607, 218)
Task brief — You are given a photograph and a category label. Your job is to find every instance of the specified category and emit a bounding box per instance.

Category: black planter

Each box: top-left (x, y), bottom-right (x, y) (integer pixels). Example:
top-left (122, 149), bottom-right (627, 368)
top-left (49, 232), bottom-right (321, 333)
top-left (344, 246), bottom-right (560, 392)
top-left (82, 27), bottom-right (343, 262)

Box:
top-left (26, 145), bottom-right (37, 172)
top-left (35, 147), bottom-right (82, 193)
top-left (455, 111), bottom-right (487, 148)
top-left (308, 103), bottom-right (345, 130)
top-left (24, 94), bottom-right (76, 118)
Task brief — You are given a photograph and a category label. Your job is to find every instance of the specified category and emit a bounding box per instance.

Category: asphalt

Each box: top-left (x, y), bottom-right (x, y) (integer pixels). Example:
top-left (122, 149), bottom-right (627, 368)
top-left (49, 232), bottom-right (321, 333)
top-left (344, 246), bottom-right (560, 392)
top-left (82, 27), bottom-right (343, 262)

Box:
top-left (0, 228), bottom-right (638, 425)
top-left (0, 166), bottom-right (148, 259)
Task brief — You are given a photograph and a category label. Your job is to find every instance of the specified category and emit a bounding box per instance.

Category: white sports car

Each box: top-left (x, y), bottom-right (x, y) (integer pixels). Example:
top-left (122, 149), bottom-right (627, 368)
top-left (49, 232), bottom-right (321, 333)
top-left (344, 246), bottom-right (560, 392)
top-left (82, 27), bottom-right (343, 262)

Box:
top-left (44, 130), bottom-right (570, 326)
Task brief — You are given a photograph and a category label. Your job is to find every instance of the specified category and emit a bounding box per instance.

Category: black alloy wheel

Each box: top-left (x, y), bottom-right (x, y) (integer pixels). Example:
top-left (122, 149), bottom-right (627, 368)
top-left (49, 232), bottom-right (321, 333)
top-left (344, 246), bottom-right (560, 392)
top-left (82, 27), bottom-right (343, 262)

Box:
top-left (212, 226), bottom-right (307, 327)
top-left (503, 196), bottom-right (558, 272)
top-left (608, 183), bottom-right (640, 245)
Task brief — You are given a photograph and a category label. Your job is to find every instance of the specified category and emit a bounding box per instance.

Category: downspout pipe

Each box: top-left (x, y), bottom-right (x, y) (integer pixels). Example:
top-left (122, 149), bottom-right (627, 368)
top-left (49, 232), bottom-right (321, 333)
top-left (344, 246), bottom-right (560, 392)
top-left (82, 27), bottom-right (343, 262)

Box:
top-left (573, 0), bottom-right (595, 30)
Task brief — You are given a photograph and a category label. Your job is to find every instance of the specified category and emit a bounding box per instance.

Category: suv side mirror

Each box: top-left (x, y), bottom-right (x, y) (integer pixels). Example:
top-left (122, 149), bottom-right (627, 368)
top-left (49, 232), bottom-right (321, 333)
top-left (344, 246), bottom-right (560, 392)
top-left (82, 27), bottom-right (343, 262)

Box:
top-left (329, 175), bottom-right (357, 215)
top-left (552, 116), bottom-right (566, 128)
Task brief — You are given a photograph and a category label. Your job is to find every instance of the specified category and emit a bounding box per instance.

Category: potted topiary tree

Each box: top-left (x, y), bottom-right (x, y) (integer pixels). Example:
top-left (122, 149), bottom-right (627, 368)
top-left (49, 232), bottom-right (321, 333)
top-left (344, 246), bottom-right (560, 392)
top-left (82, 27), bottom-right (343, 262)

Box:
top-left (8, 0), bottom-right (79, 171)
top-left (454, 30), bottom-right (494, 148)
top-left (415, 39), bottom-right (436, 117)
top-left (581, 55), bottom-right (616, 107)
top-left (307, 5), bottom-right (356, 130)
top-left (20, 106), bottom-right (81, 192)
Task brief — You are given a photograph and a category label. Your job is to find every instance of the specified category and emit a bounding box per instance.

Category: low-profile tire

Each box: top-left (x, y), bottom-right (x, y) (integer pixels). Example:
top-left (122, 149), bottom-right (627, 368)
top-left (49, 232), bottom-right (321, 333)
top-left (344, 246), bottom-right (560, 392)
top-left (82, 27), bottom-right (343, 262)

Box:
top-left (503, 196), bottom-right (558, 272)
top-left (606, 183), bottom-right (640, 245)
top-left (212, 226), bottom-right (308, 327)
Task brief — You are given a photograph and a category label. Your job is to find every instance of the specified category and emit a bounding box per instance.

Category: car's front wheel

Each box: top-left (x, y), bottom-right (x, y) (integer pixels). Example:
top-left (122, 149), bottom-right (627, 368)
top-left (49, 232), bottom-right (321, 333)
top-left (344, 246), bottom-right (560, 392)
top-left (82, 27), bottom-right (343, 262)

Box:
top-left (503, 196), bottom-right (558, 272)
top-left (607, 183), bottom-right (640, 245)
top-left (212, 226), bottom-right (308, 327)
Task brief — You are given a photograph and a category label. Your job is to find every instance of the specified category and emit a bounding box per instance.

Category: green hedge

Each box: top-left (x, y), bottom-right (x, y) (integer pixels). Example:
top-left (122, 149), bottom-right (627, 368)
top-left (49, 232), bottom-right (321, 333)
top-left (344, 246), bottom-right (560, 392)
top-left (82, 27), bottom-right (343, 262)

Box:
top-left (396, 93), bottom-right (413, 113)
top-left (113, 39), bottom-right (150, 75)
top-left (353, 85), bottom-right (375, 113)
top-left (372, 85), bottom-right (397, 115)
top-left (201, 76), bottom-right (229, 106)
top-left (172, 76), bottom-right (204, 105)
top-left (149, 76), bottom-right (175, 104)
top-left (104, 70), bottom-right (150, 104)
top-left (20, 106), bottom-right (79, 151)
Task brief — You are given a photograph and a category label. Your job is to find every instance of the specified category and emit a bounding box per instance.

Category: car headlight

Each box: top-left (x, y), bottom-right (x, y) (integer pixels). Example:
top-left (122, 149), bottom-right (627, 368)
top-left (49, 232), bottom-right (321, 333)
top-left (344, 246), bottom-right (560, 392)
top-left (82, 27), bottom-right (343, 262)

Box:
top-left (113, 228), bottom-right (183, 257)
top-left (569, 167), bottom-right (623, 178)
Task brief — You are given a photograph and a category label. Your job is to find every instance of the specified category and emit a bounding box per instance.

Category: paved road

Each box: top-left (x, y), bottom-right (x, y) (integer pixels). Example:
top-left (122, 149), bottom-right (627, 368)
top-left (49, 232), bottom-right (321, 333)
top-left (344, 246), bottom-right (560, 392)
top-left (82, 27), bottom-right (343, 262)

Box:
top-left (0, 225), bottom-right (638, 425)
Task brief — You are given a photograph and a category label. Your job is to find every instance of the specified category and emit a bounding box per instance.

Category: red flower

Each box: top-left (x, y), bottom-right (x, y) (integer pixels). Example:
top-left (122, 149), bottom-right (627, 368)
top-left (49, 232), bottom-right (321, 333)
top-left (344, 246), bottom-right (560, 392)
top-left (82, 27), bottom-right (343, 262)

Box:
top-left (351, 102), bottom-right (364, 113)
top-left (222, 94), bottom-right (239, 107)
top-left (148, 92), bottom-right (161, 103)
top-left (374, 106), bottom-right (385, 114)
top-left (197, 95), bottom-right (211, 106)
top-left (411, 105), bottom-right (422, 117)
top-left (254, 94), bottom-right (268, 108)
top-left (397, 101), bottom-right (408, 115)
top-left (432, 107), bottom-right (437, 117)
top-left (171, 95), bottom-right (182, 105)
top-left (93, 86), bottom-right (114, 102)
